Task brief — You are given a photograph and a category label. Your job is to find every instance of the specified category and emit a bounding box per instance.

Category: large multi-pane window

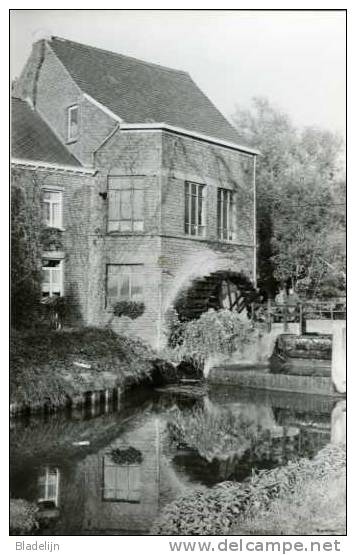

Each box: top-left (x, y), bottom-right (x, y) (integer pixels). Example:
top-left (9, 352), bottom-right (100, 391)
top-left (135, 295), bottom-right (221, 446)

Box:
top-left (108, 178), bottom-right (144, 232)
top-left (102, 456), bottom-right (141, 503)
top-left (184, 182), bottom-right (206, 237)
top-left (217, 188), bottom-right (237, 241)
top-left (42, 190), bottom-right (62, 228)
top-left (67, 105), bottom-right (79, 141)
top-left (42, 259), bottom-right (63, 297)
top-left (106, 264), bottom-right (144, 306)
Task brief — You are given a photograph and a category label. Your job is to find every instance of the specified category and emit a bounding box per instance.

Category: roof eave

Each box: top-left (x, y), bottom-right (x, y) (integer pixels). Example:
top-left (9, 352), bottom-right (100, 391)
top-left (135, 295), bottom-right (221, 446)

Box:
top-left (119, 122), bottom-right (261, 155)
top-left (11, 157), bottom-right (97, 175)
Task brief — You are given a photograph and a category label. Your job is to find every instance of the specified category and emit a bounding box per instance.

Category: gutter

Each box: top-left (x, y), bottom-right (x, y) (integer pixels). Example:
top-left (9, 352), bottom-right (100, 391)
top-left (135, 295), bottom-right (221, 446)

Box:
top-left (11, 158), bottom-right (97, 176)
top-left (119, 123), bottom-right (261, 156)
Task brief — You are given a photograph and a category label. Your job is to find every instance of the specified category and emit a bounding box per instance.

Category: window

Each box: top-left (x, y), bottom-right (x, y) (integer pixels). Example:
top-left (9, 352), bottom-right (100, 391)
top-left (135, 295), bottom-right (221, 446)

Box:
top-left (106, 264), bottom-right (144, 306)
top-left (102, 456), bottom-right (141, 502)
top-left (38, 467), bottom-right (60, 508)
top-left (217, 188), bottom-right (236, 241)
top-left (184, 182), bottom-right (206, 237)
top-left (108, 179), bottom-right (144, 232)
top-left (67, 105), bottom-right (79, 141)
top-left (41, 190), bottom-right (62, 228)
top-left (42, 259), bottom-right (63, 297)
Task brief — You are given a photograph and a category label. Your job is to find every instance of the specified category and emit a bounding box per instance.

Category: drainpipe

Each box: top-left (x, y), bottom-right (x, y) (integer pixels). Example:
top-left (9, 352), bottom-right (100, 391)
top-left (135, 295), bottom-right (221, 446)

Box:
top-left (253, 155), bottom-right (257, 286)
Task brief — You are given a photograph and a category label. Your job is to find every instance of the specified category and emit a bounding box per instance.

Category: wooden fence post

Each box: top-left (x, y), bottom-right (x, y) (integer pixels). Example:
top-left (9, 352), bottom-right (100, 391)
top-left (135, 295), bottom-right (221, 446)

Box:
top-left (299, 304), bottom-right (306, 335)
top-left (283, 303), bottom-right (288, 332)
top-left (267, 298), bottom-right (272, 332)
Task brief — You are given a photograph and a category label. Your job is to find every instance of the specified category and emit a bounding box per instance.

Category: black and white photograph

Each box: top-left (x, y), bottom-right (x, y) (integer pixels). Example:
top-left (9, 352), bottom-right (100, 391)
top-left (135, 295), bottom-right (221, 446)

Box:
top-left (9, 9), bottom-right (346, 540)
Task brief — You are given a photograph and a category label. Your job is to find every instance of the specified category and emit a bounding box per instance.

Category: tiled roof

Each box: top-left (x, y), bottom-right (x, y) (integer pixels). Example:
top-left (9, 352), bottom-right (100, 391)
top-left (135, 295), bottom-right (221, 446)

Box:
top-left (49, 37), bottom-right (243, 144)
top-left (11, 97), bottom-right (81, 167)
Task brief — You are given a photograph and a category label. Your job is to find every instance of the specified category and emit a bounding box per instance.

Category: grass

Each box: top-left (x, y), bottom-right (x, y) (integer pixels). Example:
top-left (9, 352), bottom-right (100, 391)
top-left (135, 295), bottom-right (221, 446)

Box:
top-left (10, 326), bottom-right (157, 410)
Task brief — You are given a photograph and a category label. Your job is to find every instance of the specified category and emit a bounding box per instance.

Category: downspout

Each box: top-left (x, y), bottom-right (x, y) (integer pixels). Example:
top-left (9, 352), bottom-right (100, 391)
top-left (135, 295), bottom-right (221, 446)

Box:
top-left (253, 155), bottom-right (257, 286)
top-left (32, 40), bottom-right (47, 108)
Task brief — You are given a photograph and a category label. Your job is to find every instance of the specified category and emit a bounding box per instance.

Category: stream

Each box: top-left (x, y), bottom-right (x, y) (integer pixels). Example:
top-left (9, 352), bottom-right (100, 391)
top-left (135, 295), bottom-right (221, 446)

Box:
top-left (10, 383), bottom-right (337, 535)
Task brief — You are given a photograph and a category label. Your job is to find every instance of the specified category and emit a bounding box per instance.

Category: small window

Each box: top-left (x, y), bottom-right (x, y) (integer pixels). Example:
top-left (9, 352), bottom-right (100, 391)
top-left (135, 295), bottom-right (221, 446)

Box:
top-left (42, 259), bottom-right (63, 297)
top-left (106, 264), bottom-right (144, 307)
top-left (38, 467), bottom-right (60, 508)
top-left (67, 105), bottom-right (79, 141)
top-left (217, 188), bottom-right (236, 241)
top-left (102, 456), bottom-right (141, 503)
top-left (41, 190), bottom-right (62, 228)
top-left (108, 180), bottom-right (144, 232)
top-left (184, 182), bottom-right (206, 237)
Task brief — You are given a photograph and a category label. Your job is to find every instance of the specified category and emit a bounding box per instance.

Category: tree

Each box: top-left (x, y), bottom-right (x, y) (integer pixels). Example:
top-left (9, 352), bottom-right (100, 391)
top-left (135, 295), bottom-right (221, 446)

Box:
top-left (232, 98), bottom-right (345, 299)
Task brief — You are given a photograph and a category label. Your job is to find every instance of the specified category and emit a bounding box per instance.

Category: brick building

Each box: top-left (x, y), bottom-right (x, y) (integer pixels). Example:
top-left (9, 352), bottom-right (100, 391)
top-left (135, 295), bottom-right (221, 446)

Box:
top-left (12, 36), bottom-right (259, 347)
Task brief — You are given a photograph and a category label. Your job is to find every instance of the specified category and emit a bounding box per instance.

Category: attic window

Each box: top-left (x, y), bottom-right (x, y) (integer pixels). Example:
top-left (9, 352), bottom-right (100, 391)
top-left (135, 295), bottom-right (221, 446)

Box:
top-left (67, 105), bottom-right (79, 142)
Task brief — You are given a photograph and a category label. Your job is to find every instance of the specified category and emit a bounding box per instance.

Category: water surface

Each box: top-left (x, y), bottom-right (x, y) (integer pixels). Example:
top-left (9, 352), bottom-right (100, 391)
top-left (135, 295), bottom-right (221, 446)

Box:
top-left (10, 384), bottom-right (335, 535)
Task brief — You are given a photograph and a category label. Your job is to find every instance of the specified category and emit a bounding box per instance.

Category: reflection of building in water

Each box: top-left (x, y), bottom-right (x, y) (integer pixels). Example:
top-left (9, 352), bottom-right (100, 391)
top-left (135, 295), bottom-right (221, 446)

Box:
top-left (38, 467), bottom-right (60, 508)
top-left (80, 418), bottom-right (161, 533)
top-left (102, 457), bottom-right (141, 503)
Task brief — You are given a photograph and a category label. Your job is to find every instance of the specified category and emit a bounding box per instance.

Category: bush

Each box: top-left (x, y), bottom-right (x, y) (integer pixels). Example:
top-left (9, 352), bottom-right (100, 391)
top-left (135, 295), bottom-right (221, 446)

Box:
top-left (10, 499), bottom-right (39, 535)
top-left (152, 444), bottom-right (345, 535)
top-left (167, 406), bottom-right (258, 462)
top-left (40, 227), bottom-right (63, 251)
top-left (173, 309), bottom-right (254, 367)
top-left (113, 300), bottom-right (145, 320)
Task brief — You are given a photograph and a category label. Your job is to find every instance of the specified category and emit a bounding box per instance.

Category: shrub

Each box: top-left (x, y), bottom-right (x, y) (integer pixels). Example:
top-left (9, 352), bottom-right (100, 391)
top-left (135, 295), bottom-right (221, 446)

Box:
top-left (113, 300), bottom-right (145, 320)
top-left (10, 499), bottom-right (39, 535)
top-left (173, 309), bottom-right (254, 367)
top-left (40, 227), bottom-right (63, 251)
top-left (167, 406), bottom-right (258, 462)
top-left (152, 444), bottom-right (345, 535)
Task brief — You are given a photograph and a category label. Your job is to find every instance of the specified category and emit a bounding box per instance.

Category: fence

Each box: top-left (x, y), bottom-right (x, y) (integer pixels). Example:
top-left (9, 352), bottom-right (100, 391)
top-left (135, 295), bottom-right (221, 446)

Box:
top-left (251, 300), bottom-right (346, 335)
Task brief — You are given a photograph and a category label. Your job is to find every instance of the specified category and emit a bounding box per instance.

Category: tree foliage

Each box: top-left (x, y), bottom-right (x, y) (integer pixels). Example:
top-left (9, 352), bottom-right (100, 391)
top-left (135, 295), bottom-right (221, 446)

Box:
top-left (232, 98), bottom-right (345, 298)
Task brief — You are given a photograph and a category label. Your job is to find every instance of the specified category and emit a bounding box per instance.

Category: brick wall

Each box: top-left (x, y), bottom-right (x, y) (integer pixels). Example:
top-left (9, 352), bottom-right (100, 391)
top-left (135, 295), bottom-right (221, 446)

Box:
top-left (11, 164), bottom-right (97, 325)
top-left (93, 128), bottom-right (255, 347)
top-left (14, 40), bottom-right (118, 167)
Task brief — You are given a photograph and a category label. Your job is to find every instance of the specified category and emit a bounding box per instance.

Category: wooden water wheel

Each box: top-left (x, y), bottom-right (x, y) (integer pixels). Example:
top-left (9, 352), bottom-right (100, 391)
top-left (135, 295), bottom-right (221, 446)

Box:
top-left (174, 271), bottom-right (257, 322)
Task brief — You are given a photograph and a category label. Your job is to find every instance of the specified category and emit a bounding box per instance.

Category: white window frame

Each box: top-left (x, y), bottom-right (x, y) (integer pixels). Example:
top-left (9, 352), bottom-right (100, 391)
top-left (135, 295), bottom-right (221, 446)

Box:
top-left (67, 104), bottom-right (79, 142)
top-left (41, 189), bottom-right (63, 228)
top-left (184, 181), bottom-right (206, 237)
top-left (217, 187), bottom-right (237, 242)
top-left (107, 184), bottom-right (145, 233)
top-left (38, 467), bottom-right (60, 507)
top-left (106, 264), bottom-right (144, 307)
top-left (42, 258), bottom-right (64, 297)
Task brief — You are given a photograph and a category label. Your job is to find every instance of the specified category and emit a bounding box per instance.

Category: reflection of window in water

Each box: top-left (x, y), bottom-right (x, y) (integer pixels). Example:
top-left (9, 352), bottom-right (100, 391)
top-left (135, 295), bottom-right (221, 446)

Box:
top-left (102, 456), bottom-right (141, 503)
top-left (38, 467), bottom-right (60, 507)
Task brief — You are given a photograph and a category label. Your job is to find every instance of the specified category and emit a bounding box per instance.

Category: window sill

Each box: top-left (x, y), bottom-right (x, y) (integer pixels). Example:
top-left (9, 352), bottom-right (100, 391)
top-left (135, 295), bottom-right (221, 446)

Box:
top-left (44, 225), bottom-right (66, 232)
top-left (106, 231), bottom-right (145, 236)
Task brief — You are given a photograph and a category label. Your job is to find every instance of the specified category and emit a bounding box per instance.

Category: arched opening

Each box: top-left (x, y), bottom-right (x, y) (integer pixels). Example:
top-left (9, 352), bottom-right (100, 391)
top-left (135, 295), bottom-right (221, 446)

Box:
top-left (173, 270), bottom-right (258, 322)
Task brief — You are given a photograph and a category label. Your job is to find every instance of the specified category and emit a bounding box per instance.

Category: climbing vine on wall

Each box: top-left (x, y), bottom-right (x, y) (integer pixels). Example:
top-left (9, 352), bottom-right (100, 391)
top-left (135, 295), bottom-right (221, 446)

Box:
top-left (11, 168), bottom-right (43, 327)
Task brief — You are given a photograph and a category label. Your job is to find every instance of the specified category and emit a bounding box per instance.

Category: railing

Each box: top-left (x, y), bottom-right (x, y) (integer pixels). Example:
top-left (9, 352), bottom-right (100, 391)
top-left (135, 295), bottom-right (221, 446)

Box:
top-left (251, 300), bottom-right (346, 334)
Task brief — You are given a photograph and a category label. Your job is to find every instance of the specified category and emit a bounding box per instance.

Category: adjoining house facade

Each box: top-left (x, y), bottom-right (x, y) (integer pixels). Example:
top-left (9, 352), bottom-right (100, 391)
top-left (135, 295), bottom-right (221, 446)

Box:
top-left (12, 36), bottom-right (259, 348)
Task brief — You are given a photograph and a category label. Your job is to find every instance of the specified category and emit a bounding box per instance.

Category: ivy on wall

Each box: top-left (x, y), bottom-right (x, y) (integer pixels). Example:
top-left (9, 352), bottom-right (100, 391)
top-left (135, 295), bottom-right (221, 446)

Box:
top-left (11, 168), bottom-right (43, 327)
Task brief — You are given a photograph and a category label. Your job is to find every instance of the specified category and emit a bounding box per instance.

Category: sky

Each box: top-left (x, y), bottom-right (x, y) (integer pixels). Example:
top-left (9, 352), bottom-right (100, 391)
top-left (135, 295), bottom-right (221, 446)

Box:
top-left (10, 10), bottom-right (346, 138)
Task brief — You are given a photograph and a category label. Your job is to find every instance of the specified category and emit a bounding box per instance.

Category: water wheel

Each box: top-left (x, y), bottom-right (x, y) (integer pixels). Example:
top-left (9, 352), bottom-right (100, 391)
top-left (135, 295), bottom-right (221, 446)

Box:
top-left (175, 271), bottom-right (257, 322)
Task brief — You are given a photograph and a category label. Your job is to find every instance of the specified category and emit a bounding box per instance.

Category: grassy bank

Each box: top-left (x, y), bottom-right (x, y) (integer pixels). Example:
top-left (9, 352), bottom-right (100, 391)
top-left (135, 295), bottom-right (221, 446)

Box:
top-left (152, 443), bottom-right (345, 535)
top-left (10, 327), bottom-right (170, 412)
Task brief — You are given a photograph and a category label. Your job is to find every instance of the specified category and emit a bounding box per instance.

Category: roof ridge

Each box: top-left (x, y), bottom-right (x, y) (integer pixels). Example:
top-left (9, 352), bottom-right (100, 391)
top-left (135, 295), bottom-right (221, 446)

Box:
top-left (50, 36), bottom-right (190, 76)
